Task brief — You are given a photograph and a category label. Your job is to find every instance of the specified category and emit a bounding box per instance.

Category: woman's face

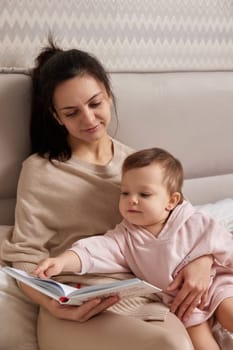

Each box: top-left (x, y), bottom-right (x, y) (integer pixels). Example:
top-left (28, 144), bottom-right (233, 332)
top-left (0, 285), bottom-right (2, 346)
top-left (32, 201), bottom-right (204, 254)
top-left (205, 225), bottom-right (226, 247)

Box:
top-left (53, 74), bottom-right (112, 146)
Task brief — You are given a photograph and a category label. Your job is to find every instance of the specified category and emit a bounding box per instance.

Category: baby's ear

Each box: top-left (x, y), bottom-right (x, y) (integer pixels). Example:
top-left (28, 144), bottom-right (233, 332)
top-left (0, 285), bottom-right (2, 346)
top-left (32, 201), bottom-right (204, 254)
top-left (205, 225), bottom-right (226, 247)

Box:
top-left (166, 192), bottom-right (181, 211)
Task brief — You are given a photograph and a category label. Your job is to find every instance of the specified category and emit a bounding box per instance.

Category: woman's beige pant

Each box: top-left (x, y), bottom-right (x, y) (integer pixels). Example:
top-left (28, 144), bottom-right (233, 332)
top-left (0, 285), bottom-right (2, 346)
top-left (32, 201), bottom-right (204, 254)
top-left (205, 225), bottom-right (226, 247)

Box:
top-left (38, 307), bottom-right (194, 350)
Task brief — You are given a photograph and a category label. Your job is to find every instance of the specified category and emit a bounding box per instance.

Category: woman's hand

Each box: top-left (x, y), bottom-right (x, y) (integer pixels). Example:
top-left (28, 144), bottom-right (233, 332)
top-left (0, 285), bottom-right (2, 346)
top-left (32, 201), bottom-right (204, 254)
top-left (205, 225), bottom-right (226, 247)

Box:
top-left (166, 255), bottom-right (213, 322)
top-left (20, 281), bottom-right (119, 322)
top-left (46, 295), bottom-right (119, 322)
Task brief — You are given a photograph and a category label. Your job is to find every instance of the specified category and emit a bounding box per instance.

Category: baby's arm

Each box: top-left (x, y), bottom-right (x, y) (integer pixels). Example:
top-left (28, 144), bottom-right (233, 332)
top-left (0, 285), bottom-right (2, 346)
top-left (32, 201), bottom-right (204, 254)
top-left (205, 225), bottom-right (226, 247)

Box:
top-left (33, 250), bottom-right (81, 278)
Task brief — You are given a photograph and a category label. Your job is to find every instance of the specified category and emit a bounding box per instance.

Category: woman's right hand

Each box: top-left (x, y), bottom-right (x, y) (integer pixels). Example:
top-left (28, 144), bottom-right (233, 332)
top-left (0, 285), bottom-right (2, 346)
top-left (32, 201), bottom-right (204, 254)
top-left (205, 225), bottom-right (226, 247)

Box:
top-left (19, 281), bottom-right (119, 322)
top-left (46, 295), bottom-right (119, 322)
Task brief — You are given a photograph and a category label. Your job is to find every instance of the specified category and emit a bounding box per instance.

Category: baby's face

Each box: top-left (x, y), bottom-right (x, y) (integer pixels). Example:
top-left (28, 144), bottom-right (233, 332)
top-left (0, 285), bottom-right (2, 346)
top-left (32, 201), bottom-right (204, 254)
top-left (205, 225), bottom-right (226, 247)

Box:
top-left (119, 164), bottom-right (172, 231)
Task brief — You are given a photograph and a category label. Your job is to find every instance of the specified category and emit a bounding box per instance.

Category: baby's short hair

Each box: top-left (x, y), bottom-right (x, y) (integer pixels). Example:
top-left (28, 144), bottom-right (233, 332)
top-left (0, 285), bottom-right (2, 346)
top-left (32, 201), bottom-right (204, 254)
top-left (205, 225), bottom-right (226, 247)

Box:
top-left (122, 147), bottom-right (183, 200)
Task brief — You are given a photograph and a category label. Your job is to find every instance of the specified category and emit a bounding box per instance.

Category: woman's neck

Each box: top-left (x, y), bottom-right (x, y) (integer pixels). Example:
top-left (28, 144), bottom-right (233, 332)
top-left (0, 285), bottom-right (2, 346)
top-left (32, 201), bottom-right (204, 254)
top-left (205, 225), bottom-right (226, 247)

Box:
top-left (70, 135), bottom-right (113, 165)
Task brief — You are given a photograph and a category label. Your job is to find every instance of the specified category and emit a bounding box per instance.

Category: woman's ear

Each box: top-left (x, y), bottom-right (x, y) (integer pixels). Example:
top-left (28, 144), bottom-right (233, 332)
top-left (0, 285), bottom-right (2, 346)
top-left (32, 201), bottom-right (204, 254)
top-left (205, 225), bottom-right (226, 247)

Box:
top-left (166, 192), bottom-right (181, 211)
top-left (52, 110), bottom-right (63, 126)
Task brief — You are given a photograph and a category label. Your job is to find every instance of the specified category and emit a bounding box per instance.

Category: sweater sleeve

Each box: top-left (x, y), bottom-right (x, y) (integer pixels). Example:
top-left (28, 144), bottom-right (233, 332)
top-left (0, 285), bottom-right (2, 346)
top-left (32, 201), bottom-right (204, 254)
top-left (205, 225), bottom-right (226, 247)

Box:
top-left (174, 212), bottom-right (233, 275)
top-left (1, 156), bottom-right (57, 273)
top-left (70, 223), bottom-right (130, 274)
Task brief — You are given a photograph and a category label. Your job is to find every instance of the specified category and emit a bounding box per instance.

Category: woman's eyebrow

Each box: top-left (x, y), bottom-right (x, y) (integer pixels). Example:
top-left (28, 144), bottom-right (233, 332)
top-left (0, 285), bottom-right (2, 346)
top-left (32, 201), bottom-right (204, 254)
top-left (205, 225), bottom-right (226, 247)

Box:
top-left (59, 92), bottom-right (103, 111)
top-left (86, 91), bottom-right (103, 103)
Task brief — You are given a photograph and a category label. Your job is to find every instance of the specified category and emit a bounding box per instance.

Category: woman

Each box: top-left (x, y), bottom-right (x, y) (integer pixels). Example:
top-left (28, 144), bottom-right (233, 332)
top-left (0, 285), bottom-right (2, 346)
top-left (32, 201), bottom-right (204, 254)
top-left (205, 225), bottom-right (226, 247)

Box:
top-left (1, 39), bottom-right (213, 350)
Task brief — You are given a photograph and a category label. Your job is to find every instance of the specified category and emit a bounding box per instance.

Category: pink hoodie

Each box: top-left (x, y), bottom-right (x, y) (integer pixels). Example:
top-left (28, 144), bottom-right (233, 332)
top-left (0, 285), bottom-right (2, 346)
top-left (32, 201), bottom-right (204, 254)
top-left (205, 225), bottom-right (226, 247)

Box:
top-left (71, 201), bottom-right (233, 327)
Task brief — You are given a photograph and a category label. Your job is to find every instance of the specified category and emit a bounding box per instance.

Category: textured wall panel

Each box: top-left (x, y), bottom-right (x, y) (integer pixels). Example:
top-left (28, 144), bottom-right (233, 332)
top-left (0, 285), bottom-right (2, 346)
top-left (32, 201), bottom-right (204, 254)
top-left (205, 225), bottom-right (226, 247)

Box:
top-left (0, 0), bottom-right (233, 71)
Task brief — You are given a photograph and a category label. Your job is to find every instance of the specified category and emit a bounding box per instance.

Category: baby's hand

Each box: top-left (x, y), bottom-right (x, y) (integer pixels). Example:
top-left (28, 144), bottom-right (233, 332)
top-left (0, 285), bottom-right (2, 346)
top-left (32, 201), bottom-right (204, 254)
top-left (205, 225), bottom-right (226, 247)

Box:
top-left (33, 257), bottom-right (63, 278)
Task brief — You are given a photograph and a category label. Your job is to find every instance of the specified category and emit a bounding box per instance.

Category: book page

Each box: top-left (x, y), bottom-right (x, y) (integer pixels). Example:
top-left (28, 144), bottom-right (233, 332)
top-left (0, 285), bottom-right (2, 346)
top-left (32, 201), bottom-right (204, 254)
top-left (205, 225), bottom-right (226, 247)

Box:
top-left (2, 267), bottom-right (76, 297)
top-left (64, 278), bottom-right (162, 305)
top-left (2, 267), bottom-right (162, 306)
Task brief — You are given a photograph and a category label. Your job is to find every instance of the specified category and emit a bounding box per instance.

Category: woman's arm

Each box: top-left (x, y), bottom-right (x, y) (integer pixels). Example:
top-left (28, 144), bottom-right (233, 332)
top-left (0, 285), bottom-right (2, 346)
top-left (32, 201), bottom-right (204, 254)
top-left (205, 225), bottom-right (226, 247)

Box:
top-left (1, 157), bottom-right (58, 273)
top-left (20, 282), bottom-right (119, 322)
top-left (167, 255), bottom-right (213, 322)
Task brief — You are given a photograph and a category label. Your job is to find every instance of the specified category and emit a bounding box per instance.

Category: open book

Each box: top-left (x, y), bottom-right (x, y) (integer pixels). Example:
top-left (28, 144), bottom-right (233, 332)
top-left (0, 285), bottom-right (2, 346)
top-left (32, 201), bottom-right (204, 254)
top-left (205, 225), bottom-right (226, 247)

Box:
top-left (2, 266), bottom-right (162, 305)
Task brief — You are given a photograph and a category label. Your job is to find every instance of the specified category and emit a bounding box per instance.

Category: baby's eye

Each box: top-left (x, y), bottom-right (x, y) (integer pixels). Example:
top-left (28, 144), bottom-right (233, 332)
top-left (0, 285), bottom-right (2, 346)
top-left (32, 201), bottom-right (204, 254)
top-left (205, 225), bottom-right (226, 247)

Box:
top-left (140, 193), bottom-right (151, 198)
top-left (120, 191), bottom-right (129, 196)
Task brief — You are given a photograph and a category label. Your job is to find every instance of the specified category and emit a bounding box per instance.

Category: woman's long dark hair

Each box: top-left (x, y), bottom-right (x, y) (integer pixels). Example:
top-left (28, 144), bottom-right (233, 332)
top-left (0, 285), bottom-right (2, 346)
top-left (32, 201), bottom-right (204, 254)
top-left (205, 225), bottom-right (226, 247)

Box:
top-left (30, 37), bottom-right (116, 161)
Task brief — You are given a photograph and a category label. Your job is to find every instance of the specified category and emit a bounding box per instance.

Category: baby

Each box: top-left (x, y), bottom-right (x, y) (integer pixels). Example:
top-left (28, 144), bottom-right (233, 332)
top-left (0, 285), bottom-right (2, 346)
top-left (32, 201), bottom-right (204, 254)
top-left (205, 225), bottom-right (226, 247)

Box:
top-left (34, 147), bottom-right (233, 350)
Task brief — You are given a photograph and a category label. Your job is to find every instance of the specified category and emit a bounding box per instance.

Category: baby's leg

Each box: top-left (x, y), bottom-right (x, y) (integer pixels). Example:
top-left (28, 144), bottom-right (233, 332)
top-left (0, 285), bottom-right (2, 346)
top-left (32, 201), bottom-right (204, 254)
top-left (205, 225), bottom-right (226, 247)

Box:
top-left (187, 321), bottom-right (220, 350)
top-left (215, 297), bottom-right (233, 333)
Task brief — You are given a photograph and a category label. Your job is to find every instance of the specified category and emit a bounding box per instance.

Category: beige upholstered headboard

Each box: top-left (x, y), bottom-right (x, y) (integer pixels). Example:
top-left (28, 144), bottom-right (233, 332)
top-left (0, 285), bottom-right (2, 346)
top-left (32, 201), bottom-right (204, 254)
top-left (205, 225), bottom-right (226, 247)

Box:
top-left (111, 71), bottom-right (233, 204)
top-left (0, 0), bottom-right (233, 225)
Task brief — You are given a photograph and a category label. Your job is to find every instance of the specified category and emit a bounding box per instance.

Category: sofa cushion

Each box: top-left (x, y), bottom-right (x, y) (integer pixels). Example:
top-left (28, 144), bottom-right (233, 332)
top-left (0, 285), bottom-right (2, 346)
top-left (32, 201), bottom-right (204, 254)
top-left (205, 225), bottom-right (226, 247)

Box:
top-left (0, 73), bottom-right (31, 224)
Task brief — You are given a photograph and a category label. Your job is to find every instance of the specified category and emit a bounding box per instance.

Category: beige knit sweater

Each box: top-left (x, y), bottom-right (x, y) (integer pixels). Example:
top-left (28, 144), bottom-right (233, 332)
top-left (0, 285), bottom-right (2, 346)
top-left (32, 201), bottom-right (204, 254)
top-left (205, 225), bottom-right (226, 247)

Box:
top-left (1, 138), bottom-right (168, 320)
top-left (2, 139), bottom-right (131, 273)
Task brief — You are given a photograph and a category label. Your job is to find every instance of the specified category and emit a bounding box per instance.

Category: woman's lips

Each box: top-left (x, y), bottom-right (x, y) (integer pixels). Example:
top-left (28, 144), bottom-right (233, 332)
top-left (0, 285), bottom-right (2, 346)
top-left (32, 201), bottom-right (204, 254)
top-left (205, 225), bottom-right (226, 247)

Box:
top-left (85, 124), bottom-right (100, 133)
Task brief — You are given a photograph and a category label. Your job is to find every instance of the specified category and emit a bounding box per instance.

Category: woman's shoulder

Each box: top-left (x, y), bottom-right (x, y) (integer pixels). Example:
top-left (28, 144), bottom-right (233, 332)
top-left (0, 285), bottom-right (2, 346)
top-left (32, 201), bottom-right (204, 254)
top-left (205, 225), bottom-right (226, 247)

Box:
top-left (23, 153), bottom-right (48, 165)
top-left (112, 138), bottom-right (135, 156)
top-left (22, 153), bottom-right (51, 173)
top-left (20, 153), bottom-right (61, 183)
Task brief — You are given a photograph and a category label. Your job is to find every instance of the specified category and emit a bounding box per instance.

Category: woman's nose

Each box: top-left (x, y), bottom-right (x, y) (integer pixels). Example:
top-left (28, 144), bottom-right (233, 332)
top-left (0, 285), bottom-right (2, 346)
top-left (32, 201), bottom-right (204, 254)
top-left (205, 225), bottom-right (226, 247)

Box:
top-left (82, 108), bottom-right (95, 124)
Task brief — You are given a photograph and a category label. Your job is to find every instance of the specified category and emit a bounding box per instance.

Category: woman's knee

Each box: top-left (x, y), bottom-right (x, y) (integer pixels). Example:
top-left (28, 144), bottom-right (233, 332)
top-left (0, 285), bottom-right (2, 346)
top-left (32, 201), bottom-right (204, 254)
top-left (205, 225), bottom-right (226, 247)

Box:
top-left (38, 307), bottom-right (194, 350)
top-left (150, 311), bottom-right (194, 350)
top-left (0, 271), bottom-right (39, 349)
top-left (158, 328), bottom-right (194, 350)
